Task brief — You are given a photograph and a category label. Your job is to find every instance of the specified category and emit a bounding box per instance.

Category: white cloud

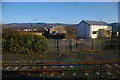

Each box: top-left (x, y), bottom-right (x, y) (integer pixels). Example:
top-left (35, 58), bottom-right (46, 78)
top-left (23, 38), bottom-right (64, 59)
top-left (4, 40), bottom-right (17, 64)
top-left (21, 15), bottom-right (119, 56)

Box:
top-left (33, 19), bottom-right (39, 22)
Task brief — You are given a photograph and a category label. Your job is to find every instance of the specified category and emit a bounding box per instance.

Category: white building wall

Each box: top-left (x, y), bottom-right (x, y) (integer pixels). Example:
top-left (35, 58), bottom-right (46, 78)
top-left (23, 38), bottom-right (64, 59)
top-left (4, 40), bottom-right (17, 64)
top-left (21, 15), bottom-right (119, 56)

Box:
top-left (77, 21), bottom-right (112, 39)
top-left (90, 25), bottom-right (112, 38)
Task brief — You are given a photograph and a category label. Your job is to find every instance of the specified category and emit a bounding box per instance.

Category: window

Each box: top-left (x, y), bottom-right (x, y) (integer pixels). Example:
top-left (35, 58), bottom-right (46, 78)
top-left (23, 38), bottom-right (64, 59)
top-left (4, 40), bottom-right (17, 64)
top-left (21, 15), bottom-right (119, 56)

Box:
top-left (52, 31), bottom-right (56, 33)
top-left (93, 31), bottom-right (97, 34)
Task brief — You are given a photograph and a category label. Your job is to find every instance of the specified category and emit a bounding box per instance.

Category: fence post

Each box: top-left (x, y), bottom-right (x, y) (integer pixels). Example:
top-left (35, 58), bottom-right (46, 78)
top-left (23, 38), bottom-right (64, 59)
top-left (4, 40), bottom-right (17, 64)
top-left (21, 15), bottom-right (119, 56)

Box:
top-left (116, 37), bottom-right (119, 61)
top-left (40, 64), bottom-right (43, 76)
top-left (69, 39), bottom-right (72, 52)
top-left (99, 64), bottom-right (102, 79)
top-left (75, 39), bottom-right (78, 52)
top-left (57, 39), bottom-right (59, 52)
top-left (91, 39), bottom-right (93, 50)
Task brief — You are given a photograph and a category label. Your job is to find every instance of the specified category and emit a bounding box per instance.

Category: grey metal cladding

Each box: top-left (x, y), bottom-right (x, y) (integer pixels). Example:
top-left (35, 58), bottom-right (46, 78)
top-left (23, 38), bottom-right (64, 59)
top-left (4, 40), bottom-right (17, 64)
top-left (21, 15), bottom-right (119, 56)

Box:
top-left (84, 20), bottom-right (109, 26)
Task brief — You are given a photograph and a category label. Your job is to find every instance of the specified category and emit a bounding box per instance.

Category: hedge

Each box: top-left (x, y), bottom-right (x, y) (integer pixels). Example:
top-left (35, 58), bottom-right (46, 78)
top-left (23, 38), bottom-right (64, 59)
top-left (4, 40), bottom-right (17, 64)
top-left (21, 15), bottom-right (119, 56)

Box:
top-left (2, 31), bottom-right (47, 54)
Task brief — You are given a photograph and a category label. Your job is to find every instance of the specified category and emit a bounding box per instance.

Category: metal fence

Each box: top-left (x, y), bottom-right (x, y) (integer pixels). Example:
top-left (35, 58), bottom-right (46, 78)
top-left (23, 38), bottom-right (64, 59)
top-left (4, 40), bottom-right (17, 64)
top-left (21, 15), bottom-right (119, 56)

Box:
top-left (46, 38), bottom-right (119, 52)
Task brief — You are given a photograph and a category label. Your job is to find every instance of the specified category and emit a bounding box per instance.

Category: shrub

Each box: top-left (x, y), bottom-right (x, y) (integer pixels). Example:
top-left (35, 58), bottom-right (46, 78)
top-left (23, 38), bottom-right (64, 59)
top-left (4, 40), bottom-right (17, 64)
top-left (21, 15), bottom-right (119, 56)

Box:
top-left (64, 33), bottom-right (77, 39)
top-left (2, 31), bottom-right (47, 54)
top-left (103, 37), bottom-right (120, 50)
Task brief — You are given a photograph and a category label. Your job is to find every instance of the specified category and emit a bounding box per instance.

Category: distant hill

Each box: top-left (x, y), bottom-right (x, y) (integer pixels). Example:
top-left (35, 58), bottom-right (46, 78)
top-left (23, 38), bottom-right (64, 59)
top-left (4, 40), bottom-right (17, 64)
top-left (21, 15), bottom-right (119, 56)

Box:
top-left (3, 23), bottom-right (77, 28)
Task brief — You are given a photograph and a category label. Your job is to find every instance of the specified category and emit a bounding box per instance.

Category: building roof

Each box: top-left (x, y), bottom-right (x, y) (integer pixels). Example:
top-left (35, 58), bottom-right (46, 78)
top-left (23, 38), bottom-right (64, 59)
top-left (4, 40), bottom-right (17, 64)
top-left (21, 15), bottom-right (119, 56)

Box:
top-left (83, 20), bottom-right (110, 26)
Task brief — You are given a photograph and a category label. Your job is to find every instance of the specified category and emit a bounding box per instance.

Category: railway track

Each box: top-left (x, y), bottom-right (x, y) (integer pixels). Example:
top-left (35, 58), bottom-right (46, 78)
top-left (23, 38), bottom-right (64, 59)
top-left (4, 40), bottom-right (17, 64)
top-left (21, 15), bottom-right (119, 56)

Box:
top-left (2, 60), bottom-right (120, 79)
top-left (2, 60), bottom-right (120, 72)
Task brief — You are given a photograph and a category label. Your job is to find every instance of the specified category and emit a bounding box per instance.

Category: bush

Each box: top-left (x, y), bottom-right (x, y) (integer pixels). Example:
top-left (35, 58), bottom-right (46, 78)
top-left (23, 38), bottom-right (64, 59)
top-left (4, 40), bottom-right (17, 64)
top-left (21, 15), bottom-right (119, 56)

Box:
top-left (64, 33), bottom-right (77, 39)
top-left (2, 31), bottom-right (47, 54)
top-left (103, 37), bottom-right (120, 50)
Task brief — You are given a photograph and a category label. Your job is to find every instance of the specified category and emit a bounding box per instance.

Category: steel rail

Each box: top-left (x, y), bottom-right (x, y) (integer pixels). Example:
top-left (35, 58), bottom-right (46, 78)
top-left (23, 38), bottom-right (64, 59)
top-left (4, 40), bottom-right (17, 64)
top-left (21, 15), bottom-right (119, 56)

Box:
top-left (2, 62), bottom-right (120, 67)
top-left (2, 60), bottom-right (120, 64)
top-left (3, 68), bottom-right (120, 72)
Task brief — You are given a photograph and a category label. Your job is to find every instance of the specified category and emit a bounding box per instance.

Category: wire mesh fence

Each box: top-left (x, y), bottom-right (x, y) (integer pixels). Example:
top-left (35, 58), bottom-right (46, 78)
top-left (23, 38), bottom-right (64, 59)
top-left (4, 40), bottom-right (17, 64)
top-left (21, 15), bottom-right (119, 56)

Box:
top-left (46, 38), bottom-right (119, 52)
top-left (2, 37), bottom-right (120, 54)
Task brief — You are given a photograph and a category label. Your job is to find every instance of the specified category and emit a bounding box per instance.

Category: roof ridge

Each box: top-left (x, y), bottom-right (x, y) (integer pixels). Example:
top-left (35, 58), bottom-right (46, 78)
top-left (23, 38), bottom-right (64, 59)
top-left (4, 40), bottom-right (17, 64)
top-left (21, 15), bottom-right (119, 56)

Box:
top-left (84, 20), bottom-right (105, 22)
top-left (82, 20), bottom-right (109, 26)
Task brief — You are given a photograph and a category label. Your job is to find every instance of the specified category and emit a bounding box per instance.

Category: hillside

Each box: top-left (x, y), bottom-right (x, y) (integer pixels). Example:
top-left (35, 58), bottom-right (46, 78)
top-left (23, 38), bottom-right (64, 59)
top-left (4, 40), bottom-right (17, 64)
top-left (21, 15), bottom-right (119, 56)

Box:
top-left (3, 23), bottom-right (77, 28)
